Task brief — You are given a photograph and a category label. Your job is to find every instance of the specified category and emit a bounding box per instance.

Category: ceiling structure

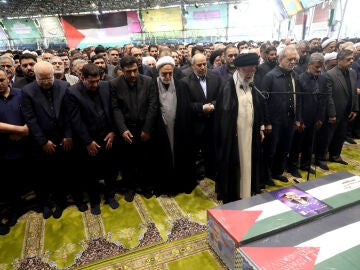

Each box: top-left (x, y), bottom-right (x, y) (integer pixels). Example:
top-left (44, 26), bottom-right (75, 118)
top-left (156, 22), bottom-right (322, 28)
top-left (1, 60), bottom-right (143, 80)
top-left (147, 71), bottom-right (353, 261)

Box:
top-left (0, 0), bottom-right (241, 19)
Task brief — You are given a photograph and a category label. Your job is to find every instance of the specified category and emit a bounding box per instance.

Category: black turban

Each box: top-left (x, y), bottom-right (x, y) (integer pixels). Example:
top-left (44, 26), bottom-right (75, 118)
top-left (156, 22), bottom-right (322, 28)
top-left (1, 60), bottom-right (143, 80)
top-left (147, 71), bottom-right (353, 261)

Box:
top-left (233, 53), bottom-right (259, 67)
top-left (209, 49), bottom-right (223, 66)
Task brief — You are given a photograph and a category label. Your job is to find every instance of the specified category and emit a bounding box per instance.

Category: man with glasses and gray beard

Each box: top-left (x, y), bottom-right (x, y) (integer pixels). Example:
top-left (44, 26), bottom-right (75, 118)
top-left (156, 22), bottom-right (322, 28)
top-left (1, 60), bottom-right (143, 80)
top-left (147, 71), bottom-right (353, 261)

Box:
top-left (262, 46), bottom-right (301, 185)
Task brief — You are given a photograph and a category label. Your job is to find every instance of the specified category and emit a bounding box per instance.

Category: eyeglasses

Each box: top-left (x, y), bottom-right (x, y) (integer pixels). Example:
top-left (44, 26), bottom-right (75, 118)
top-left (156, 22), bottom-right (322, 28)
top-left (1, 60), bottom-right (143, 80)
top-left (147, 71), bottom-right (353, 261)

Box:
top-left (286, 58), bottom-right (298, 62)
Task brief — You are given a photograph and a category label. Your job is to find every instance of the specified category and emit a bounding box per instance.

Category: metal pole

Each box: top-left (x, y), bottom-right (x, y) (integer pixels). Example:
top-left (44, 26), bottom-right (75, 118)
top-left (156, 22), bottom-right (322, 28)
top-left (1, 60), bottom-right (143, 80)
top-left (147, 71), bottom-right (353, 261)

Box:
top-left (337, 0), bottom-right (348, 39)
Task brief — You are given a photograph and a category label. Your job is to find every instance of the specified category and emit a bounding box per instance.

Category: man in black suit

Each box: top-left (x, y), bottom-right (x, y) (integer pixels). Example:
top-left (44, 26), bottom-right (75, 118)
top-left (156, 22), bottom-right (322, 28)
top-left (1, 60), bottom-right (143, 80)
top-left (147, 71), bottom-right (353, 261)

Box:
top-left (129, 46), bottom-right (150, 75)
top-left (326, 49), bottom-right (359, 165)
top-left (287, 52), bottom-right (328, 175)
top-left (22, 61), bottom-right (74, 219)
top-left (110, 56), bottom-right (158, 202)
top-left (66, 63), bottom-right (120, 215)
top-left (181, 53), bottom-right (221, 181)
top-left (254, 46), bottom-right (277, 87)
top-left (13, 53), bottom-right (37, 89)
top-left (262, 46), bottom-right (301, 184)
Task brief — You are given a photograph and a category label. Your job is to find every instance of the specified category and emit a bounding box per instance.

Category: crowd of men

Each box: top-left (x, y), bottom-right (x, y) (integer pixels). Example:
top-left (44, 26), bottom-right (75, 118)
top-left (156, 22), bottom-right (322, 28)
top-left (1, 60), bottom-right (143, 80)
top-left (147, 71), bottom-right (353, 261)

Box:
top-left (1, 37), bottom-right (359, 235)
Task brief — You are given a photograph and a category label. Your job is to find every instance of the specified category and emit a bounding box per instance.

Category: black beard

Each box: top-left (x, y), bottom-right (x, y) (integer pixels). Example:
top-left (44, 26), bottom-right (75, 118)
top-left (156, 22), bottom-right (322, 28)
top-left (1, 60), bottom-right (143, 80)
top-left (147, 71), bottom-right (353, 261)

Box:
top-left (309, 46), bottom-right (323, 54)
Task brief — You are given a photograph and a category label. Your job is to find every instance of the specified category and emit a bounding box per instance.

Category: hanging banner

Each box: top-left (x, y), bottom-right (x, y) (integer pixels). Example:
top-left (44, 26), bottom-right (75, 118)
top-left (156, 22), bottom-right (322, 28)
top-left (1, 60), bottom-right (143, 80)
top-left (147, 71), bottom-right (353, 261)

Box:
top-left (281, 0), bottom-right (303, 16)
top-left (185, 4), bottom-right (227, 30)
top-left (61, 12), bottom-right (132, 49)
top-left (2, 19), bottom-right (41, 39)
top-left (0, 27), bottom-right (8, 49)
top-left (142, 7), bottom-right (182, 32)
top-left (300, 0), bottom-right (323, 9)
top-left (127, 11), bottom-right (141, 33)
top-left (37, 17), bottom-right (64, 38)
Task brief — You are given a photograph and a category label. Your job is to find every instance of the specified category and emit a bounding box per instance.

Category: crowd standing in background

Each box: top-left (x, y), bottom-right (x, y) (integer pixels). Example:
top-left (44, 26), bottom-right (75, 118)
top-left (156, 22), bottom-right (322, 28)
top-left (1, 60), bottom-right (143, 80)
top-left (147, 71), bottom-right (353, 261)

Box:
top-left (1, 36), bottom-right (359, 235)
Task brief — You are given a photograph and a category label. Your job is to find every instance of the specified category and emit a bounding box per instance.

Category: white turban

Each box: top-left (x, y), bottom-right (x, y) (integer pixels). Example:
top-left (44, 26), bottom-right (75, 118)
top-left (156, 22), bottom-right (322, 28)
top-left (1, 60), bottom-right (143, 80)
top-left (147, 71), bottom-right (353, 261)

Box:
top-left (156, 56), bottom-right (175, 70)
top-left (324, 52), bottom-right (338, 62)
top-left (321, 38), bottom-right (336, 49)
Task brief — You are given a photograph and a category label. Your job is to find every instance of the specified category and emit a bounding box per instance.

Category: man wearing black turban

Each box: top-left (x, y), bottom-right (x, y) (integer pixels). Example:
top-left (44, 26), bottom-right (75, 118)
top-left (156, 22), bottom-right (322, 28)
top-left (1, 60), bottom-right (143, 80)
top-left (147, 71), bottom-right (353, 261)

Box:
top-left (214, 53), bottom-right (266, 203)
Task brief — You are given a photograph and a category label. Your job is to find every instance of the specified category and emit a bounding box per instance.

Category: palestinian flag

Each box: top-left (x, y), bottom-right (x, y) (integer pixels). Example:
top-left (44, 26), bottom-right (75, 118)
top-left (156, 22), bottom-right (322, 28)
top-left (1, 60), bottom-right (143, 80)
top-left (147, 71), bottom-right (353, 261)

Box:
top-left (61, 12), bottom-right (139, 48)
top-left (238, 203), bottom-right (360, 269)
top-left (207, 172), bottom-right (360, 269)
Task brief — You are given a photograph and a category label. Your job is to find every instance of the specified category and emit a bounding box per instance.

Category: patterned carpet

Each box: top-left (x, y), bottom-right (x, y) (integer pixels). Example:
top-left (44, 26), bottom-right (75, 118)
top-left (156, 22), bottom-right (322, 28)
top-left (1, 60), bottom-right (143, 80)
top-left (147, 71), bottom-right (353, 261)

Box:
top-left (0, 140), bottom-right (359, 270)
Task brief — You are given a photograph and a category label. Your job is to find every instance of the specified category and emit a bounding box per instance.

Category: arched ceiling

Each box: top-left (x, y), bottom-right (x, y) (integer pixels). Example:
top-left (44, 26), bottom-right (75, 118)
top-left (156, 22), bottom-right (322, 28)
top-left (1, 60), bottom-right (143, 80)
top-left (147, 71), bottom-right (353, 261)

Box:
top-left (0, 0), bottom-right (241, 18)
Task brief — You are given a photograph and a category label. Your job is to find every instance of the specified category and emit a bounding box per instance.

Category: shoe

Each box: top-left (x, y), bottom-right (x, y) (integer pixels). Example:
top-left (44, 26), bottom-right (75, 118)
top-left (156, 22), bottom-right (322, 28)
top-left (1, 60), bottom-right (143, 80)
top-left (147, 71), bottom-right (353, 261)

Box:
top-left (90, 204), bottom-right (101, 215)
top-left (265, 180), bottom-right (275, 186)
top-left (0, 223), bottom-right (10, 235)
top-left (345, 137), bottom-right (357, 144)
top-left (142, 190), bottom-right (153, 199)
top-left (300, 166), bottom-right (316, 174)
top-left (184, 183), bottom-right (197, 194)
top-left (107, 198), bottom-right (119, 209)
top-left (76, 203), bottom-right (88, 212)
top-left (53, 205), bottom-right (64, 219)
top-left (43, 206), bottom-right (53, 219)
top-left (315, 160), bottom-right (329, 170)
top-left (329, 156), bottom-right (348, 165)
top-left (124, 190), bottom-right (135, 202)
top-left (5, 212), bottom-right (18, 227)
top-left (287, 168), bottom-right (301, 178)
top-left (273, 175), bottom-right (288, 183)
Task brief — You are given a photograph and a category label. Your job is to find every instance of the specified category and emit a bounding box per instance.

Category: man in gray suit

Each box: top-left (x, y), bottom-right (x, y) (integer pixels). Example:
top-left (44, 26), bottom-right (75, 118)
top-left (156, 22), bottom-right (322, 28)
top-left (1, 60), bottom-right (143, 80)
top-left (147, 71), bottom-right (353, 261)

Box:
top-left (326, 49), bottom-right (359, 165)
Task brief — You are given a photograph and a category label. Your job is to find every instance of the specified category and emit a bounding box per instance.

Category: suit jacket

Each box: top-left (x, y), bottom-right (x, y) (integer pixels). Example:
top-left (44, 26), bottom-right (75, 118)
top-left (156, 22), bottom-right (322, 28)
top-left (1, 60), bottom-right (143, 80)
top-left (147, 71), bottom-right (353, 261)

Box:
top-left (110, 74), bottom-right (158, 136)
top-left (298, 71), bottom-right (327, 125)
top-left (326, 66), bottom-right (359, 119)
top-left (211, 64), bottom-right (233, 82)
top-left (13, 76), bottom-right (34, 89)
top-left (22, 79), bottom-right (71, 147)
top-left (181, 71), bottom-right (221, 136)
top-left (66, 80), bottom-right (116, 147)
top-left (262, 66), bottom-right (302, 125)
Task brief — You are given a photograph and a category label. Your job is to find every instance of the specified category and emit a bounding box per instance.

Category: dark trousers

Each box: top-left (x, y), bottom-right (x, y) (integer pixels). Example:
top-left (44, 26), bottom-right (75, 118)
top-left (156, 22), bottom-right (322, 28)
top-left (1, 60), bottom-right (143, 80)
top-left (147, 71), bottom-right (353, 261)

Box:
top-left (315, 121), bottom-right (329, 161)
top-left (327, 117), bottom-right (348, 159)
top-left (33, 150), bottom-right (72, 209)
top-left (1, 159), bottom-right (27, 218)
top-left (119, 127), bottom-right (153, 193)
top-left (193, 133), bottom-right (216, 180)
top-left (288, 123), bottom-right (318, 169)
top-left (264, 118), bottom-right (295, 179)
top-left (83, 144), bottom-right (120, 206)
